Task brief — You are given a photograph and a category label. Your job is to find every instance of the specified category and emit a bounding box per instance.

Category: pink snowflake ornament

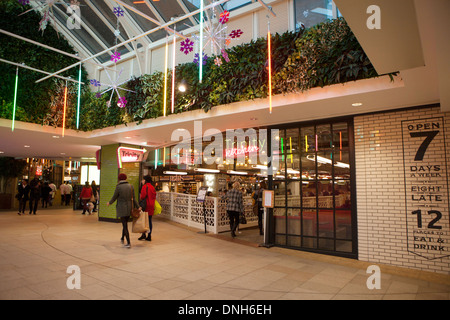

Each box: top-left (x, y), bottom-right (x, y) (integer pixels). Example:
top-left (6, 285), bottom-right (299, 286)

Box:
top-left (180, 38), bottom-right (194, 55)
top-left (221, 49), bottom-right (230, 63)
top-left (219, 11), bottom-right (230, 24)
top-left (214, 57), bottom-right (222, 67)
top-left (111, 51), bottom-right (121, 63)
top-left (117, 96), bottom-right (127, 108)
top-left (229, 29), bottom-right (243, 39)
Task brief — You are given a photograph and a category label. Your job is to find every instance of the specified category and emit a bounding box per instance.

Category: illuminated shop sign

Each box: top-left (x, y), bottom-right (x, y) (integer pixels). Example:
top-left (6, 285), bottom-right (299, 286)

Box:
top-left (117, 147), bottom-right (147, 168)
top-left (224, 145), bottom-right (259, 158)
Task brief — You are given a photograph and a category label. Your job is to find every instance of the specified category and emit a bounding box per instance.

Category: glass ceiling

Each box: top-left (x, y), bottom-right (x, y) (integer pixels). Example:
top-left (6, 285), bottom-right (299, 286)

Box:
top-left (27, 0), bottom-right (253, 64)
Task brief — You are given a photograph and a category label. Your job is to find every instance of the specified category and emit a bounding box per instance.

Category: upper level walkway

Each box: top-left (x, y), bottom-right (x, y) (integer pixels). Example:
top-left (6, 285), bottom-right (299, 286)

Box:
top-left (0, 208), bottom-right (448, 300)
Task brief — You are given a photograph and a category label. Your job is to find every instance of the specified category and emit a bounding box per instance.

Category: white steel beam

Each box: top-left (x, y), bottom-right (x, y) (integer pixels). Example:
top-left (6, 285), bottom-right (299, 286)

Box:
top-left (35, 0), bottom-right (229, 84)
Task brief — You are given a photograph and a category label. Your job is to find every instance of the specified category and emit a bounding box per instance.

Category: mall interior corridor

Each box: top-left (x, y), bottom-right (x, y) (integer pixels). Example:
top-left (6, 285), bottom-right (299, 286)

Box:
top-left (0, 208), bottom-right (448, 300)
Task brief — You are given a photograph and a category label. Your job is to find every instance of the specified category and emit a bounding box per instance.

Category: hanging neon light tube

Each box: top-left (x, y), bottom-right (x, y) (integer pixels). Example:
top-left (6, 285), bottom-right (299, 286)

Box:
top-left (199, 0), bottom-right (204, 83)
top-left (171, 33), bottom-right (176, 114)
top-left (62, 85), bottom-right (68, 137)
top-left (76, 64), bottom-right (82, 129)
top-left (163, 37), bottom-right (169, 117)
top-left (267, 29), bottom-right (272, 113)
top-left (12, 67), bottom-right (19, 132)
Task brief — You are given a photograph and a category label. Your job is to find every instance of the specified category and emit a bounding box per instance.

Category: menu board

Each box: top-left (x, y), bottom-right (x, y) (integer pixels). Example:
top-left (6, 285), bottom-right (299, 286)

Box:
top-left (197, 186), bottom-right (208, 203)
top-left (401, 117), bottom-right (449, 260)
top-left (263, 190), bottom-right (274, 208)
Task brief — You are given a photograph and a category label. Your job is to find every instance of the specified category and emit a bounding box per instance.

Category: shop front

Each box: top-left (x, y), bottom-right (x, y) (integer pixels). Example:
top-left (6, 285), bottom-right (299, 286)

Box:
top-left (144, 119), bottom-right (357, 259)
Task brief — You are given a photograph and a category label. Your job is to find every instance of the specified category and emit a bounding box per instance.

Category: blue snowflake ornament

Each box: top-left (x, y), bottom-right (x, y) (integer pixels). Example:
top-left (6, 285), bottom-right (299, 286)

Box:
top-left (194, 53), bottom-right (208, 66)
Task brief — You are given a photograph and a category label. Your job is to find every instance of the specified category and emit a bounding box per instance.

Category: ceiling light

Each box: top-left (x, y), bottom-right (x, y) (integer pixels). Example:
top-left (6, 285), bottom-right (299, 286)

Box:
top-left (227, 170), bottom-right (248, 175)
top-left (52, 135), bottom-right (60, 139)
top-left (163, 171), bottom-right (187, 175)
top-left (352, 102), bottom-right (363, 107)
top-left (0, 151), bottom-right (4, 154)
top-left (194, 168), bottom-right (220, 173)
top-left (24, 145), bottom-right (30, 148)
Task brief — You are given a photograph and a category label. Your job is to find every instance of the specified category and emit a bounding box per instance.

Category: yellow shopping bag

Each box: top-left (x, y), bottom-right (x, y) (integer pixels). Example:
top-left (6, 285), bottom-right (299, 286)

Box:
top-left (154, 200), bottom-right (162, 215)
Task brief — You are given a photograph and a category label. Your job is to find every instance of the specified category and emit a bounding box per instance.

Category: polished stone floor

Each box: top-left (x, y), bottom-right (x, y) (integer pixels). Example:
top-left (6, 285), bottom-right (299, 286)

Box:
top-left (0, 208), bottom-right (448, 300)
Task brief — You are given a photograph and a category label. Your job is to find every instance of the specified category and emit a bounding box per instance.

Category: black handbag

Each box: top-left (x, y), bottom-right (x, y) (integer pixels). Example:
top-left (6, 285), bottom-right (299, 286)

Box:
top-left (139, 185), bottom-right (147, 211)
top-left (239, 213), bottom-right (247, 224)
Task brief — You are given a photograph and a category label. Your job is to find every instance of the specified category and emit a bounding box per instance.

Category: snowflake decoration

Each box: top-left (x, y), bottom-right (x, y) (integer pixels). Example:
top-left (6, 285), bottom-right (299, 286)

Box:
top-left (113, 6), bottom-right (125, 17)
top-left (195, 17), bottom-right (229, 56)
top-left (18, 0), bottom-right (65, 35)
top-left (214, 56), bottom-right (222, 67)
top-left (90, 79), bottom-right (101, 87)
top-left (180, 38), bottom-right (194, 55)
top-left (117, 97), bottom-right (127, 108)
top-left (229, 29), bottom-right (243, 39)
top-left (219, 11), bottom-right (230, 24)
top-left (221, 49), bottom-right (230, 63)
top-left (194, 53), bottom-right (208, 66)
top-left (111, 51), bottom-right (121, 63)
top-left (94, 68), bottom-right (135, 108)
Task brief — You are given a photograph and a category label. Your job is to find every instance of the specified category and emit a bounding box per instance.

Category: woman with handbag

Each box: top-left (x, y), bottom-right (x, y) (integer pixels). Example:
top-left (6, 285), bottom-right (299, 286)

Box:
top-left (138, 175), bottom-right (156, 241)
top-left (107, 173), bottom-right (140, 248)
top-left (79, 181), bottom-right (93, 215)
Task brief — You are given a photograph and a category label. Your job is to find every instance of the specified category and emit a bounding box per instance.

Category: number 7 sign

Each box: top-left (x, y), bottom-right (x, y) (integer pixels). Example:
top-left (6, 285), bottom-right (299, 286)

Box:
top-left (401, 117), bottom-right (450, 260)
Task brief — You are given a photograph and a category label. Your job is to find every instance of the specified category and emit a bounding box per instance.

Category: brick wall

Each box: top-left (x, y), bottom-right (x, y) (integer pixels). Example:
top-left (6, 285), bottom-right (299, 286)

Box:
top-left (354, 106), bottom-right (450, 274)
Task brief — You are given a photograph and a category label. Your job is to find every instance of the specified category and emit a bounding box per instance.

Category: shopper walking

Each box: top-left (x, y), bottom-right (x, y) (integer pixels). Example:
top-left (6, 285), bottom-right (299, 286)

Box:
top-left (106, 173), bottom-right (140, 248)
top-left (41, 182), bottom-right (52, 208)
top-left (138, 175), bottom-right (156, 241)
top-left (80, 181), bottom-right (93, 215)
top-left (29, 177), bottom-right (41, 215)
top-left (91, 180), bottom-right (98, 212)
top-left (60, 182), bottom-right (67, 205)
top-left (48, 181), bottom-right (56, 206)
top-left (223, 181), bottom-right (244, 238)
top-left (254, 181), bottom-right (266, 235)
top-left (17, 179), bottom-right (30, 215)
top-left (65, 182), bottom-right (73, 206)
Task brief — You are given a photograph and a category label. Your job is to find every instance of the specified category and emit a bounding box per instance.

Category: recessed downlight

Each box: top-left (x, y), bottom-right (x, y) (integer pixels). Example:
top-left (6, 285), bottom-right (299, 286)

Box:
top-left (352, 102), bottom-right (363, 107)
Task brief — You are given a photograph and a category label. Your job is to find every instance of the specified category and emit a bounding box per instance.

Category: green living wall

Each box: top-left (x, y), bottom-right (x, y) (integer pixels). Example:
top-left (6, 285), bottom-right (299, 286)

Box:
top-left (81, 17), bottom-right (396, 131)
top-left (0, 0), bottom-right (396, 132)
top-left (0, 0), bottom-right (89, 128)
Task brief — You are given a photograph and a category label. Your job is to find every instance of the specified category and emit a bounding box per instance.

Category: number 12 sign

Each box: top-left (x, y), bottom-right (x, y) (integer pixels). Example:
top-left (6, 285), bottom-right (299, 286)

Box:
top-left (401, 117), bottom-right (449, 260)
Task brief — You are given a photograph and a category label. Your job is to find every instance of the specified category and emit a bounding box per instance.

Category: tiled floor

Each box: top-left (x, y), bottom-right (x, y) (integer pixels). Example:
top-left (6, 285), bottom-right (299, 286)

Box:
top-left (0, 208), bottom-right (448, 300)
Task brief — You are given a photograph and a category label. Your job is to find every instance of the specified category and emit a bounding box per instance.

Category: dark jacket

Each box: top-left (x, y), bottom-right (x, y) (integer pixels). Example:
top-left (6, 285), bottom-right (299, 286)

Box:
top-left (41, 185), bottom-right (52, 199)
top-left (17, 184), bottom-right (30, 201)
top-left (29, 179), bottom-right (41, 199)
top-left (108, 181), bottom-right (139, 218)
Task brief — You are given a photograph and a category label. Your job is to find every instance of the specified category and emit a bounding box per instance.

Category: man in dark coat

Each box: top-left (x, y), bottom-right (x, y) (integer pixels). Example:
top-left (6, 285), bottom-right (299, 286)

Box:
top-left (29, 177), bottom-right (41, 215)
top-left (17, 179), bottom-right (30, 215)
